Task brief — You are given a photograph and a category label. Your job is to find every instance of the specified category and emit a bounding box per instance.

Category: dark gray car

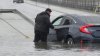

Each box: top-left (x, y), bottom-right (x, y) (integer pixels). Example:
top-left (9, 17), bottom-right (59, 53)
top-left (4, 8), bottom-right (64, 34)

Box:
top-left (13, 0), bottom-right (24, 3)
top-left (48, 14), bottom-right (100, 44)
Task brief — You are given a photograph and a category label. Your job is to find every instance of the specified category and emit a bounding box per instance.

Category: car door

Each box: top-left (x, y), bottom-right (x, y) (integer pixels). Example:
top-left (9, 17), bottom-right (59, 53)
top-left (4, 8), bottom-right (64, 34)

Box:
top-left (47, 16), bottom-right (64, 42)
top-left (55, 16), bottom-right (73, 41)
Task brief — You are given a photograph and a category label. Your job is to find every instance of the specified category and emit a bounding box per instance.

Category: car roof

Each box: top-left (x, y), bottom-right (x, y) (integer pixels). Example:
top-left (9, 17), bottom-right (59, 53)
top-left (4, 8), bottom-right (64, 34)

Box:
top-left (63, 13), bottom-right (100, 16)
top-left (61, 13), bottom-right (100, 22)
top-left (62, 13), bottom-right (100, 24)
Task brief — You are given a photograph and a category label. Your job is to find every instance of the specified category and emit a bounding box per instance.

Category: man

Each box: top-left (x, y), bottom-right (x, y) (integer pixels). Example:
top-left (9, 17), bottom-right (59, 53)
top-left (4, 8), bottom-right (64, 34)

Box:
top-left (34, 8), bottom-right (54, 42)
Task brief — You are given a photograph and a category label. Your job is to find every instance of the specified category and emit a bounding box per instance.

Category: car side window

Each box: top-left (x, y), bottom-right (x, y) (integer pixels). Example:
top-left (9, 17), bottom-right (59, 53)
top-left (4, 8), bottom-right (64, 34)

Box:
top-left (53, 16), bottom-right (64, 26)
top-left (63, 17), bottom-right (72, 25)
top-left (63, 19), bottom-right (70, 25)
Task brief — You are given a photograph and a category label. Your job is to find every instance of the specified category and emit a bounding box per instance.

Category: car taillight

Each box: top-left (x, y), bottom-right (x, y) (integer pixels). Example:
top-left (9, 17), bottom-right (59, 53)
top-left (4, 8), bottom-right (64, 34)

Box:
top-left (80, 24), bottom-right (93, 34)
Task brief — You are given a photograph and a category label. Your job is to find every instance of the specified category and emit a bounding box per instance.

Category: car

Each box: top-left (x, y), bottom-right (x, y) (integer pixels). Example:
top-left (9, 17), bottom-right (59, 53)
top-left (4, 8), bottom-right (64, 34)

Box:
top-left (47, 14), bottom-right (100, 45)
top-left (13, 0), bottom-right (24, 3)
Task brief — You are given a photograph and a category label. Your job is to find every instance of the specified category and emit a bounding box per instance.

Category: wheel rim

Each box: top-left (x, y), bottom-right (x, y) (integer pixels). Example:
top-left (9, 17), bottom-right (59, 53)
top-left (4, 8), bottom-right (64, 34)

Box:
top-left (67, 38), bottom-right (74, 45)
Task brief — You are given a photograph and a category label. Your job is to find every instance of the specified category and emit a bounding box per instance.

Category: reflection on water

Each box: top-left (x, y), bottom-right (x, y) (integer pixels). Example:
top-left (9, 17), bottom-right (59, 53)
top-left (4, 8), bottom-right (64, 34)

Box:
top-left (80, 43), bottom-right (100, 51)
top-left (34, 42), bottom-right (49, 50)
top-left (34, 42), bottom-right (100, 52)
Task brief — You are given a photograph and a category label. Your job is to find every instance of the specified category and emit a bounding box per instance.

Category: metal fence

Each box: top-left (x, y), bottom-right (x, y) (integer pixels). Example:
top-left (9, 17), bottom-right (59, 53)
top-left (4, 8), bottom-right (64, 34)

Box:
top-left (31, 0), bottom-right (100, 11)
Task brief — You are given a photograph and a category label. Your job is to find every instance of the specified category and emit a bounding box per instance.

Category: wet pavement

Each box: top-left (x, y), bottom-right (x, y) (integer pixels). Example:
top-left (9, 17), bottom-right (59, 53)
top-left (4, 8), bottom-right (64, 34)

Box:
top-left (0, 0), bottom-right (100, 56)
top-left (34, 42), bottom-right (100, 56)
top-left (1, 40), bottom-right (100, 56)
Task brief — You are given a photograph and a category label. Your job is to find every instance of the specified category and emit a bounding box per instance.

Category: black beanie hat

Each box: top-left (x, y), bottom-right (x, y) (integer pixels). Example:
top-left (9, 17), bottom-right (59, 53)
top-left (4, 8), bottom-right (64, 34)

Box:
top-left (45, 8), bottom-right (52, 12)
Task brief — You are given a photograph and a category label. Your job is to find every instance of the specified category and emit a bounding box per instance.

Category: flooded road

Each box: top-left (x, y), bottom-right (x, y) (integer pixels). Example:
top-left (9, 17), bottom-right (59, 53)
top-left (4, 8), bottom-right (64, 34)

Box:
top-left (33, 42), bottom-right (100, 56)
top-left (0, 10), bottom-right (100, 56)
top-left (1, 40), bottom-right (100, 56)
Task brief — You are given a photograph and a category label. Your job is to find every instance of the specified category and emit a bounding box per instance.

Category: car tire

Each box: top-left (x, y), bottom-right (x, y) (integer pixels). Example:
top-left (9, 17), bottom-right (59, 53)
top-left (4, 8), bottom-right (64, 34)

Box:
top-left (66, 38), bottom-right (74, 45)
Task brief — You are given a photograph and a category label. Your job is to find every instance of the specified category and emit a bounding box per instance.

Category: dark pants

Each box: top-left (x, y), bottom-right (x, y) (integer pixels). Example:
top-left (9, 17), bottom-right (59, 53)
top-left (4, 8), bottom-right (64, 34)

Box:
top-left (34, 30), bottom-right (48, 42)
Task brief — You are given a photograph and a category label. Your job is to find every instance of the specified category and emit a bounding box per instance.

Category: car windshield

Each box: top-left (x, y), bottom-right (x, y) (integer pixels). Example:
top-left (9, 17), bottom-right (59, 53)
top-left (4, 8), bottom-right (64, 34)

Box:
top-left (79, 16), bottom-right (100, 24)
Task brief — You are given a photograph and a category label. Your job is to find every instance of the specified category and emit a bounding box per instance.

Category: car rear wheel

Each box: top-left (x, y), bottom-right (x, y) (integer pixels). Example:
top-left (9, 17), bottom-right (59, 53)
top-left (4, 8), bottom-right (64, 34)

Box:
top-left (66, 38), bottom-right (74, 45)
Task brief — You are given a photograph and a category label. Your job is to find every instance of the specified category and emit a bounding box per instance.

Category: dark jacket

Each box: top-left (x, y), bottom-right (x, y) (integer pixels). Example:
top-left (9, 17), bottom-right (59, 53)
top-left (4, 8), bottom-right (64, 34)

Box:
top-left (35, 11), bottom-right (54, 33)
